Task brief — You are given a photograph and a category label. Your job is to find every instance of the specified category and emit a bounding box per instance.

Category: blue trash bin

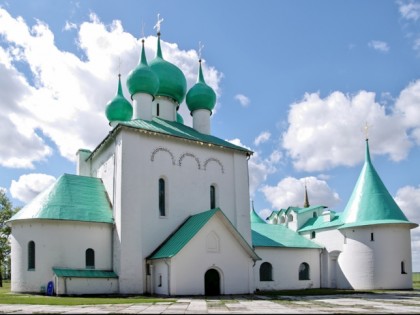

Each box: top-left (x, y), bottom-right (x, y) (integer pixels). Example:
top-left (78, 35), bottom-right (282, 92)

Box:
top-left (46, 281), bottom-right (54, 296)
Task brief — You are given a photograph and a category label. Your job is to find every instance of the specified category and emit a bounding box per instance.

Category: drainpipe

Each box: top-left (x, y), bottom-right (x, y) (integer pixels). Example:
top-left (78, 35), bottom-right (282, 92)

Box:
top-left (164, 259), bottom-right (171, 296)
top-left (319, 248), bottom-right (324, 288)
top-left (150, 264), bottom-right (154, 295)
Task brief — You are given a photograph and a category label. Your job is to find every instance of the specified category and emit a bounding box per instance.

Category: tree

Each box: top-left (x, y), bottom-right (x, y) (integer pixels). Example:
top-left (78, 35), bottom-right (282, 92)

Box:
top-left (0, 189), bottom-right (19, 287)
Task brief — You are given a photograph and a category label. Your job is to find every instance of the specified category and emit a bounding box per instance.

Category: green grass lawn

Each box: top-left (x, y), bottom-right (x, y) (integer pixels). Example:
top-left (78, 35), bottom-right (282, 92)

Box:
top-left (0, 281), bottom-right (174, 305)
top-left (1, 274), bottom-right (419, 306)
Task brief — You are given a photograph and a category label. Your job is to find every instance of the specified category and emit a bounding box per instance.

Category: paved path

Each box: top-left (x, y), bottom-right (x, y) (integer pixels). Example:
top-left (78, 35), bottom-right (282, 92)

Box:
top-left (1, 291), bottom-right (420, 313)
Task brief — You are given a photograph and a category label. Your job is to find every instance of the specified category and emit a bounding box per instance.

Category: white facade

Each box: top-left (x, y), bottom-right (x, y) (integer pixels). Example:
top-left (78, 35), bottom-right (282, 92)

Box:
top-left (10, 220), bottom-right (113, 293)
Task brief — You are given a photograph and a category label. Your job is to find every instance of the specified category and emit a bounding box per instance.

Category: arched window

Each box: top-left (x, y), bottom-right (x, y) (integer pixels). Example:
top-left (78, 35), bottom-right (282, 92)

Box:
top-left (259, 262), bottom-right (273, 281)
top-left (159, 178), bottom-right (166, 216)
top-left (401, 261), bottom-right (407, 274)
top-left (86, 248), bottom-right (95, 269)
top-left (28, 241), bottom-right (35, 270)
top-left (288, 214), bottom-right (293, 222)
top-left (280, 216), bottom-right (286, 224)
top-left (299, 262), bottom-right (310, 280)
top-left (210, 185), bottom-right (216, 209)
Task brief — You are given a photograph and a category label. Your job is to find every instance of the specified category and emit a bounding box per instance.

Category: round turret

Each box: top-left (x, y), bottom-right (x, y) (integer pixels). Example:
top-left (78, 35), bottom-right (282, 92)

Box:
top-left (186, 59), bottom-right (216, 114)
top-left (149, 33), bottom-right (187, 105)
top-left (126, 39), bottom-right (159, 98)
top-left (105, 75), bottom-right (133, 123)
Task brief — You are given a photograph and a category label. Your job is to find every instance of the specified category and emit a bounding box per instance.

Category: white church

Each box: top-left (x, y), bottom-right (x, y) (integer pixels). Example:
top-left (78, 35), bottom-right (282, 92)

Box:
top-left (8, 26), bottom-right (418, 296)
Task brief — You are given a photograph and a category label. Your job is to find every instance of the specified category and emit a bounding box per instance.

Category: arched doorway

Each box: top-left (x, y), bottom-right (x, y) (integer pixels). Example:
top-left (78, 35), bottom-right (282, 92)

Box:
top-left (205, 268), bottom-right (220, 296)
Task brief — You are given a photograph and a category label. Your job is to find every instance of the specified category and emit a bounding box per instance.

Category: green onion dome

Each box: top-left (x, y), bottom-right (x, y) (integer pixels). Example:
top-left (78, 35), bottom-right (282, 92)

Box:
top-left (186, 59), bottom-right (216, 114)
top-left (149, 33), bottom-right (187, 105)
top-left (126, 39), bottom-right (159, 98)
top-left (106, 74), bottom-right (133, 122)
top-left (176, 112), bottom-right (184, 124)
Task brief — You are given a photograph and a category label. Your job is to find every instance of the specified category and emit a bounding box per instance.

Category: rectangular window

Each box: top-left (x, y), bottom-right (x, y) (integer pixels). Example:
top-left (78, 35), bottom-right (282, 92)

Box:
top-left (158, 274), bottom-right (162, 287)
top-left (210, 185), bottom-right (216, 209)
top-left (159, 178), bottom-right (166, 216)
top-left (371, 232), bottom-right (374, 241)
top-left (28, 241), bottom-right (35, 270)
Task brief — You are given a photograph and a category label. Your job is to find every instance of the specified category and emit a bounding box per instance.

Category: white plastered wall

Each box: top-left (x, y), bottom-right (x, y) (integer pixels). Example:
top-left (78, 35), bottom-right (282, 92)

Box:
top-left (338, 224), bottom-right (413, 289)
top-left (150, 214), bottom-right (255, 296)
top-left (254, 247), bottom-right (321, 291)
top-left (10, 220), bottom-right (113, 293)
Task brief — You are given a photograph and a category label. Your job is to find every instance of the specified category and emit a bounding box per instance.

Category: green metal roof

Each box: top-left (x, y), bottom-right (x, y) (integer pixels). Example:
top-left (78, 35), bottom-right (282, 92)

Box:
top-left (53, 268), bottom-right (118, 278)
top-left (298, 213), bottom-right (343, 232)
top-left (149, 35), bottom-right (186, 105)
top-left (186, 60), bottom-right (216, 113)
top-left (250, 208), bottom-right (267, 224)
top-left (148, 208), bottom-right (259, 261)
top-left (116, 117), bottom-right (252, 154)
top-left (289, 205), bottom-right (327, 214)
top-left (126, 39), bottom-right (160, 97)
top-left (339, 140), bottom-right (417, 229)
top-left (252, 222), bottom-right (322, 249)
top-left (9, 174), bottom-right (113, 224)
top-left (105, 75), bottom-right (133, 122)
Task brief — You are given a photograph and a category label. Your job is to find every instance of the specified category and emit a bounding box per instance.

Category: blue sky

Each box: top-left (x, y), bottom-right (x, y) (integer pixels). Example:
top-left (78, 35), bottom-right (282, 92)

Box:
top-left (1, 0), bottom-right (420, 270)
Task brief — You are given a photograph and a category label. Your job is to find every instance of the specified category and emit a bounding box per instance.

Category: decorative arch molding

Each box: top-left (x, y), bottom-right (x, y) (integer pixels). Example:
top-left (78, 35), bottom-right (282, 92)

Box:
top-left (179, 152), bottom-right (201, 170)
top-left (151, 147), bottom-right (176, 165)
top-left (203, 158), bottom-right (224, 174)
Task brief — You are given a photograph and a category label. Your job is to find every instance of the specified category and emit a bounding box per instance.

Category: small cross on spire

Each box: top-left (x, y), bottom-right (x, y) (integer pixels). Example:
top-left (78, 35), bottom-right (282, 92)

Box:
top-left (154, 13), bottom-right (164, 35)
top-left (362, 121), bottom-right (372, 140)
top-left (198, 41), bottom-right (204, 60)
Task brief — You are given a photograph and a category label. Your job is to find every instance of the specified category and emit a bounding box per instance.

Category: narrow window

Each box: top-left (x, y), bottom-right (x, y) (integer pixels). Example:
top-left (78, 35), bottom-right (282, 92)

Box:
top-left (157, 103), bottom-right (160, 116)
top-left (313, 212), bottom-right (318, 218)
top-left (370, 232), bottom-right (374, 241)
top-left (259, 262), bottom-right (273, 281)
top-left (299, 262), bottom-right (310, 280)
top-left (86, 248), bottom-right (95, 269)
top-left (280, 216), bottom-right (285, 224)
top-left (159, 178), bottom-right (166, 216)
top-left (310, 231), bottom-right (316, 239)
top-left (288, 214), bottom-right (293, 222)
top-left (158, 274), bottom-right (162, 287)
top-left (28, 241), bottom-right (35, 270)
top-left (401, 261), bottom-right (407, 274)
top-left (210, 185), bottom-right (216, 209)
top-left (146, 264), bottom-right (151, 276)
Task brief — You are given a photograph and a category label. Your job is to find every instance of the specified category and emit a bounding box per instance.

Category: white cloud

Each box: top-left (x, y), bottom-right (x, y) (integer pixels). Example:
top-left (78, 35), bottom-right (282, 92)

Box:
top-left (398, 0), bottom-right (420, 21)
top-left (63, 21), bottom-right (77, 31)
top-left (0, 187), bottom-right (6, 193)
top-left (227, 138), bottom-right (279, 197)
top-left (254, 131), bottom-right (271, 146)
top-left (260, 176), bottom-right (340, 210)
top-left (282, 90), bottom-right (412, 172)
top-left (10, 173), bottom-right (56, 203)
top-left (394, 79), bottom-right (420, 144)
top-left (394, 185), bottom-right (420, 271)
top-left (234, 94), bottom-right (250, 107)
top-left (368, 40), bottom-right (390, 53)
top-left (0, 8), bottom-right (223, 167)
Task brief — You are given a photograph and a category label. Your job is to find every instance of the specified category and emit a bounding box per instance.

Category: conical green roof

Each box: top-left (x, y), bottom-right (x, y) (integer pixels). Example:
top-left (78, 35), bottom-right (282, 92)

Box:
top-left (9, 174), bottom-right (113, 224)
top-left (106, 75), bottom-right (133, 122)
top-left (126, 39), bottom-right (159, 97)
top-left (339, 139), bottom-right (417, 229)
top-left (149, 34), bottom-right (187, 105)
top-left (186, 60), bottom-right (216, 114)
top-left (250, 204), bottom-right (266, 224)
